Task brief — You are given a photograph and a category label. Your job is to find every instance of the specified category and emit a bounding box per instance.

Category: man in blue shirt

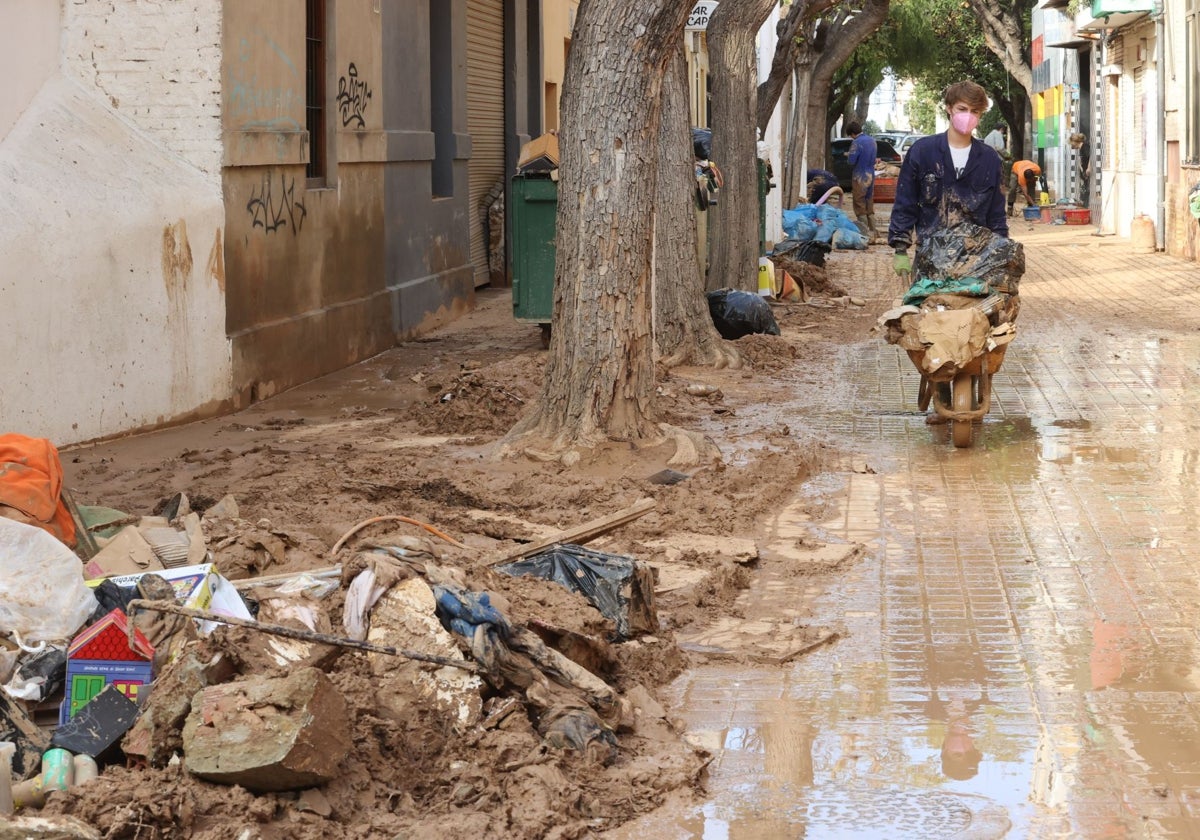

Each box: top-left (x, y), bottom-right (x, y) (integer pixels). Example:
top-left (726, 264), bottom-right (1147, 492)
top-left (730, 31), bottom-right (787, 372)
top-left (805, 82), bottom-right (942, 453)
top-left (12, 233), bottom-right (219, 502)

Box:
top-left (846, 122), bottom-right (878, 243)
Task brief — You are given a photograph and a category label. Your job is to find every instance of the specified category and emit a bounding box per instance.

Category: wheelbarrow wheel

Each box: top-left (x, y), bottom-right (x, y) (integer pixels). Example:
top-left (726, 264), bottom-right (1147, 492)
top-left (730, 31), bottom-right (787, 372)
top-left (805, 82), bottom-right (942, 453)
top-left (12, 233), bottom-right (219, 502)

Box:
top-left (952, 372), bottom-right (974, 448)
top-left (917, 376), bottom-right (932, 411)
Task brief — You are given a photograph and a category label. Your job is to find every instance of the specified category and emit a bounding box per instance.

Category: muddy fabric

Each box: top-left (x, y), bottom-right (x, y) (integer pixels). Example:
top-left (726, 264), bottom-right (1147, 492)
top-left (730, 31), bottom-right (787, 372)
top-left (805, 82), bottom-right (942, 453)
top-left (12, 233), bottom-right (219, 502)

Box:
top-left (0, 433), bottom-right (75, 546)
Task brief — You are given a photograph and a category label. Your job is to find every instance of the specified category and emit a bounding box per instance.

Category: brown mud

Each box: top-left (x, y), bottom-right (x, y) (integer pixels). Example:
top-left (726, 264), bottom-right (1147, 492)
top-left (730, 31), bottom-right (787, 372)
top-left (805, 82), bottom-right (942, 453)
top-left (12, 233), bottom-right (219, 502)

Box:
top-left (42, 272), bottom-right (878, 839)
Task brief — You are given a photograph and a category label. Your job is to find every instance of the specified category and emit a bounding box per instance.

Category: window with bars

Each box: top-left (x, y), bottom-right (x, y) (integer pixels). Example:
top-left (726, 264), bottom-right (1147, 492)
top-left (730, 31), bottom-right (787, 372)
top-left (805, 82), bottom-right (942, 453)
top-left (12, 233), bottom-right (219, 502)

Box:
top-left (306, 0), bottom-right (327, 183)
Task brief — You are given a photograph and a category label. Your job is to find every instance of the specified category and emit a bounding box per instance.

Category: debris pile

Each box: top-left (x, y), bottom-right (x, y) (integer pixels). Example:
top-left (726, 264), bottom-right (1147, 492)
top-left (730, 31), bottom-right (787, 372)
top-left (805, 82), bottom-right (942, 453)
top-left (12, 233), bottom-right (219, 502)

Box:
top-left (0, 439), bottom-right (706, 837)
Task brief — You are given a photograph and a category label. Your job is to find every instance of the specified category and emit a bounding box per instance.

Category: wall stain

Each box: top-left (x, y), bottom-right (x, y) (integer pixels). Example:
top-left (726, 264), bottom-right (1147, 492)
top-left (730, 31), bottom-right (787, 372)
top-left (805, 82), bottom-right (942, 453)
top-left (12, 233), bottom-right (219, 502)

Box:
top-left (207, 227), bottom-right (226, 293)
top-left (162, 220), bottom-right (193, 297)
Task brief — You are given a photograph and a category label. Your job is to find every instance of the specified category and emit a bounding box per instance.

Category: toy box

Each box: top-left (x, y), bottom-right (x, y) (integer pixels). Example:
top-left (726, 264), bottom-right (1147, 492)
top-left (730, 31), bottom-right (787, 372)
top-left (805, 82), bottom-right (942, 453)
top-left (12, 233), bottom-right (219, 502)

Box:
top-left (61, 608), bottom-right (154, 724)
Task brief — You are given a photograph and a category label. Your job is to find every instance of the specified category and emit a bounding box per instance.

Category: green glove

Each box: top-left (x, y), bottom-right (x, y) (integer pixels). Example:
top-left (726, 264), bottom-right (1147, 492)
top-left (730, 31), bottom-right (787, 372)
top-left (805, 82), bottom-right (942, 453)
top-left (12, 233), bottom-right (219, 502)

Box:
top-left (893, 251), bottom-right (911, 275)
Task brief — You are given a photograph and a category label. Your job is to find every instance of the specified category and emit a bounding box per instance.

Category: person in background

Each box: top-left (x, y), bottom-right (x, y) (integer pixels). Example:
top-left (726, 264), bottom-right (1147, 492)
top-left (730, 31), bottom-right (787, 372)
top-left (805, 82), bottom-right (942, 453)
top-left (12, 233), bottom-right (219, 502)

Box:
top-left (846, 121), bottom-right (879, 243)
top-left (805, 168), bottom-right (842, 206)
top-left (888, 80), bottom-right (1008, 275)
top-left (983, 124), bottom-right (1007, 152)
top-left (1069, 132), bottom-right (1091, 207)
top-left (1007, 159), bottom-right (1042, 216)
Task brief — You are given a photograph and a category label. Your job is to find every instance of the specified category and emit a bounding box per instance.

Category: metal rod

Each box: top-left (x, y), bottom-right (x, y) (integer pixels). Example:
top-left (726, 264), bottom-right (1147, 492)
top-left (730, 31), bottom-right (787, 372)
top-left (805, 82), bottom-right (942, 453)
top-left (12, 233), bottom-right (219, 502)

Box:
top-left (125, 599), bottom-right (483, 674)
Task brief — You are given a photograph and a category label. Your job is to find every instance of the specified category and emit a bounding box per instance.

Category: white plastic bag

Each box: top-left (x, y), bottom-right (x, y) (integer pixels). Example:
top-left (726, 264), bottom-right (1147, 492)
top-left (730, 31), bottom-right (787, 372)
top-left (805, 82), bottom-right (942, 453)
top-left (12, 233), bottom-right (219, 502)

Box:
top-left (0, 517), bottom-right (97, 643)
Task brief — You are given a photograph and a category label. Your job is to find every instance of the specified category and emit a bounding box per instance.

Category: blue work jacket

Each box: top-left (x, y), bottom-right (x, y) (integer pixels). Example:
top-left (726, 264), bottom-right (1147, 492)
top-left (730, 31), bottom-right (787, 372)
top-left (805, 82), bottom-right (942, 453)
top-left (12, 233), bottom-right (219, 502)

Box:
top-left (887, 133), bottom-right (1008, 250)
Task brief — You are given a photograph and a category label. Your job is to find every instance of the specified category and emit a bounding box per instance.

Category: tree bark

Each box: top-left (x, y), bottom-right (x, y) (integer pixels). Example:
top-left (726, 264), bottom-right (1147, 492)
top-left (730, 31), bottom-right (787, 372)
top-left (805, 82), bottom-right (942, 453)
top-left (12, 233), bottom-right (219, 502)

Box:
top-left (964, 0), bottom-right (1034, 99)
top-left (502, 0), bottom-right (691, 458)
top-left (707, 0), bottom-right (779, 292)
top-left (653, 48), bottom-right (740, 370)
top-left (783, 50), bottom-right (816, 208)
top-left (803, 0), bottom-right (889, 171)
top-left (755, 0), bottom-right (840, 135)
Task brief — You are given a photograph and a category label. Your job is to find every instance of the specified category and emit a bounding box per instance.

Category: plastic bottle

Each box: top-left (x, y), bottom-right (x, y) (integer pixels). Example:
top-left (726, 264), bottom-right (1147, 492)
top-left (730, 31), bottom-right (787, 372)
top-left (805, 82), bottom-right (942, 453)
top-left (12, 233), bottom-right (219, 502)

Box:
top-left (757, 257), bottom-right (775, 298)
top-left (12, 776), bottom-right (44, 809)
top-left (72, 754), bottom-right (99, 787)
top-left (40, 748), bottom-right (73, 793)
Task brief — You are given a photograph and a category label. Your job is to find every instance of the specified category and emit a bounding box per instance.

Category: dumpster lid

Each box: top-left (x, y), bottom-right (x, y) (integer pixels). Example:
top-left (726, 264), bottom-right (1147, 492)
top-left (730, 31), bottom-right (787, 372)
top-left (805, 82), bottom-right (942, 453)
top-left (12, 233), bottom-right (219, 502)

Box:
top-left (518, 133), bottom-right (560, 174)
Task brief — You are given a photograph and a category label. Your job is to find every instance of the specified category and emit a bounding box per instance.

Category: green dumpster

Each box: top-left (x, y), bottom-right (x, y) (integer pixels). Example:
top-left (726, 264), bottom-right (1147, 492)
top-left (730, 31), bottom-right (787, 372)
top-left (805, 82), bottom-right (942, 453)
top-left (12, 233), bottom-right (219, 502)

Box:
top-left (511, 175), bottom-right (558, 344)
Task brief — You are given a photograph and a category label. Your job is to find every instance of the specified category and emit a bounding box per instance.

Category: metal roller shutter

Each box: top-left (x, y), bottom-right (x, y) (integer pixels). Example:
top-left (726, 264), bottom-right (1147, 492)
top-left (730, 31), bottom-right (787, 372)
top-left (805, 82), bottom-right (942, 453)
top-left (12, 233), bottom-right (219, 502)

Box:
top-left (467, 0), bottom-right (505, 288)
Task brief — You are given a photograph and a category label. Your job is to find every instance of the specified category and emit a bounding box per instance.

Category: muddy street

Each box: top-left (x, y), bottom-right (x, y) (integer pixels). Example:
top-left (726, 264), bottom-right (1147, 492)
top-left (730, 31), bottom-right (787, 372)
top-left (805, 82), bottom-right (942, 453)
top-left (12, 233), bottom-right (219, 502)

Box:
top-left (22, 218), bottom-right (1200, 839)
top-left (608, 220), bottom-right (1200, 838)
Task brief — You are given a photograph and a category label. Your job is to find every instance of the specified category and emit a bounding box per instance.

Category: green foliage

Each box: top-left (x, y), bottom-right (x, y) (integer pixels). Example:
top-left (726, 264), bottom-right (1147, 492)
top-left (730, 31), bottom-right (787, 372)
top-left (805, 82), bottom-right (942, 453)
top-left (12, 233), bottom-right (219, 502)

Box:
top-left (863, 119), bottom-right (882, 135)
top-left (906, 80), bottom-right (940, 133)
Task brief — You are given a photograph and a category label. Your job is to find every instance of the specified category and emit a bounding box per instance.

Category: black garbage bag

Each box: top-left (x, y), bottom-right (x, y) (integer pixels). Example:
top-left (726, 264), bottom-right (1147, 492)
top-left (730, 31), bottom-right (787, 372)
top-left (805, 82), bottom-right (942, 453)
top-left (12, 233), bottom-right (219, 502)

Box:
top-left (706, 289), bottom-right (781, 340)
top-left (692, 127), bottom-right (712, 160)
top-left (496, 544), bottom-right (656, 640)
top-left (913, 222), bottom-right (1025, 295)
top-left (771, 238), bottom-right (831, 268)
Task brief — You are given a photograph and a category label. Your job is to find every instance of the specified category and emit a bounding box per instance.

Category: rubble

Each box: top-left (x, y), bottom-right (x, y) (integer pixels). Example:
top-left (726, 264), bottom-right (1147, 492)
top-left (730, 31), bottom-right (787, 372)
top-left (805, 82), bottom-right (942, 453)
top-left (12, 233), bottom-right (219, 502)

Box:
top-left (181, 667), bottom-right (351, 792)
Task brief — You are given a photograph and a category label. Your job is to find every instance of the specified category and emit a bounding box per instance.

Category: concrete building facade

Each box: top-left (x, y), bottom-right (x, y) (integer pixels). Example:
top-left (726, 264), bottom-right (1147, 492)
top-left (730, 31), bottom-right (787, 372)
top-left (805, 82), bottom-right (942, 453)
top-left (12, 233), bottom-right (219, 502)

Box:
top-left (0, 0), bottom-right (542, 445)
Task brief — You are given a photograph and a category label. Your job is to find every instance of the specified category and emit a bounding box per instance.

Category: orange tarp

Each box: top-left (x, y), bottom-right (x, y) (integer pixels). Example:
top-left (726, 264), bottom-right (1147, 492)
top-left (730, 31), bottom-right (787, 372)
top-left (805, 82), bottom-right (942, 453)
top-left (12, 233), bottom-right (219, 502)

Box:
top-left (0, 433), bottom-right (76, 547)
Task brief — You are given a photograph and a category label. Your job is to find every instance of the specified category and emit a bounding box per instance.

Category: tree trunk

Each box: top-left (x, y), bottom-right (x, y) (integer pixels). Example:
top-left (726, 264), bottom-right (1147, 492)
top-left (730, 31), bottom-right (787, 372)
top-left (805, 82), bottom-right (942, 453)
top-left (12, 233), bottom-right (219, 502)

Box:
top-left (707, 0), bottom-right (779, 293)
top-left (803, 0), bottom-right (889, 170)
top-left (964, 0), bottom-right (1034, 100)
top-left (783, 51), bottom-right (815, 207)
top-left (654, 48), bottom-right (740, 370)
top-left (502, 0), bottom-right (690, 458)
top-left (755, 0), bottom-right (840, 135)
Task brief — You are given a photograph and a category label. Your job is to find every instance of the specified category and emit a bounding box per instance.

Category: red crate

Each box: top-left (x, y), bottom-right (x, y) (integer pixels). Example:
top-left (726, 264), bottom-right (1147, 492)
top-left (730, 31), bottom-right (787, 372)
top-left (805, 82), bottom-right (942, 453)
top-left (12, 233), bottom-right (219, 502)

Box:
top-left (874, 176), bottom-right (897, 203)
top-left (1064, 208), bottom-right (1091, 225)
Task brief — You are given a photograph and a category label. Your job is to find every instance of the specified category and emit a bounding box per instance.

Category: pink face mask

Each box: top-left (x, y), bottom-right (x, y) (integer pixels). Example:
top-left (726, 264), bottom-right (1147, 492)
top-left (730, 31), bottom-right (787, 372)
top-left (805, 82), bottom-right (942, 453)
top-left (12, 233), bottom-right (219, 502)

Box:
top-left (951, 111), bottom-right (980, 135)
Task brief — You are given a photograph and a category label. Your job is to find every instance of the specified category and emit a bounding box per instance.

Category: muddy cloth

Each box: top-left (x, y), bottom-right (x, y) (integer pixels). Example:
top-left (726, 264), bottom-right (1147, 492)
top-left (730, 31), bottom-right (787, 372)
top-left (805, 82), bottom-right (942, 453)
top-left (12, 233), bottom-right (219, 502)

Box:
top-left (706, 289), bottom-right (781, 340)
top-left (911, 222), bottom-right (1025, 299)
top-left (0, 433), bottom-right (76, 547)
top-left (497, 545), bottom-right (656, 641)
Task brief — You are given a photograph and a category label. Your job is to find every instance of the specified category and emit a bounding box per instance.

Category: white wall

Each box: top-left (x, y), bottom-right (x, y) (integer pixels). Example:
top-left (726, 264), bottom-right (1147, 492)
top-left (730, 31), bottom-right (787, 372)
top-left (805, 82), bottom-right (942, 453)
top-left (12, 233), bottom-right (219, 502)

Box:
top-left (0, 1), bottom-right (230, 445)
top-left (0, 0), bottom-right (60, 137)
top-left (758, 8), bottom-right (785, 241)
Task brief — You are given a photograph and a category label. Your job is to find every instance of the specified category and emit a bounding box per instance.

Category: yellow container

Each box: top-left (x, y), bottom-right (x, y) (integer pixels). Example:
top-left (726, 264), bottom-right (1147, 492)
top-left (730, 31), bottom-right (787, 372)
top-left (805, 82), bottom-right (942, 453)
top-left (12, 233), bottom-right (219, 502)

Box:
top-left (1131, 214), bottom-right (1156, 253)
top-left (757, 258), bottom-right (774, 297)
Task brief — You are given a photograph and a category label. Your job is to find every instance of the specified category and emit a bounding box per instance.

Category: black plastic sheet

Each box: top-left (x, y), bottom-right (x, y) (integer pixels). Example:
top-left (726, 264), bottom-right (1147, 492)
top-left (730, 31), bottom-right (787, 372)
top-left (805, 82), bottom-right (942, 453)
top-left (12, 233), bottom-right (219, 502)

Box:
top-left (496, 544), bottom-right (655, 640)
top-left (913, 222), bottom-right (1025, 295)
top-left (706, 289), bottom-right (781, 341)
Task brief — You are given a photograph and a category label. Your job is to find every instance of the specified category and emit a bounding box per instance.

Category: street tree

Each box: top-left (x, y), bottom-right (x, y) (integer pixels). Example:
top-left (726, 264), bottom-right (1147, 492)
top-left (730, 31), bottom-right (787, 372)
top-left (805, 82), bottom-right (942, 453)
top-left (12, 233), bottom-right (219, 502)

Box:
top-left (502, 0), bottom-right (703, 461)
top-left (706, 0), bottom-right (781, 293)
top-left (654, 47), bottom-right (741, 369)
top-left (802, 0), bottom-right (890, 171)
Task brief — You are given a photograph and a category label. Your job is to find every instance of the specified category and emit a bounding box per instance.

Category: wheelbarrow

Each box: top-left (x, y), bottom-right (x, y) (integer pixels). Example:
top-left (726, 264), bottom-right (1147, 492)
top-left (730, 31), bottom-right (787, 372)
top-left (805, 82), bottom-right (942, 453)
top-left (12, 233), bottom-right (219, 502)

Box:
top-left (906, 338), bottom-right (1013, 448)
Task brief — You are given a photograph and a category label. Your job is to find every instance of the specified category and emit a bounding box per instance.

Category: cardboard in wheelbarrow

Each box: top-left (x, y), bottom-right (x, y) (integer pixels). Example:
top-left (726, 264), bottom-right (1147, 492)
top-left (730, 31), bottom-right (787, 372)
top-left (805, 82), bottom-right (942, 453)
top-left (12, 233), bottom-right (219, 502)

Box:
top-left (915, 308), bottom-right (990, 378)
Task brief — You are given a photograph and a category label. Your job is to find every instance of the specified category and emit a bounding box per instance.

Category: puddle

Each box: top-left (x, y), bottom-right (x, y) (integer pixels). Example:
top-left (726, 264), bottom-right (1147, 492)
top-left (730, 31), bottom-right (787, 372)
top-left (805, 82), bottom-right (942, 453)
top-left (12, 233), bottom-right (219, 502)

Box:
top-left (607, 290), bottom-right (1200, 837)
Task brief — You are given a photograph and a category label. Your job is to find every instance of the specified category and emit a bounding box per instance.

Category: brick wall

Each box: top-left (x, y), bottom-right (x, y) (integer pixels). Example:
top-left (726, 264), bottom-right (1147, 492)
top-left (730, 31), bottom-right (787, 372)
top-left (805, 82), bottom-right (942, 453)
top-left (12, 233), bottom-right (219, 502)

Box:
top-left (62, 0), bottom-right (222, 176)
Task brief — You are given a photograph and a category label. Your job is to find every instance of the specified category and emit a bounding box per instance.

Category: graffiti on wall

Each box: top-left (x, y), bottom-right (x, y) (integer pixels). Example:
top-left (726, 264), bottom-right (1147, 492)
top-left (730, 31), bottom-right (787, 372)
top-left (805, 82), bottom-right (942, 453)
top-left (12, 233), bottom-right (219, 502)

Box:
top-left (336, 63), bottom-right (373, 129)
top-left (247, 171), bottom-right (307, 235)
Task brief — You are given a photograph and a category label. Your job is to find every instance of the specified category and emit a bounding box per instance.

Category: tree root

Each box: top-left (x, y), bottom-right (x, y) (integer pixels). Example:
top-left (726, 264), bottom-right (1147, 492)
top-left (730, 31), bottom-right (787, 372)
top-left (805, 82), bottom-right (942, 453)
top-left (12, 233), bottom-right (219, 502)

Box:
top-left (657, 423), bottom-right (722, 468)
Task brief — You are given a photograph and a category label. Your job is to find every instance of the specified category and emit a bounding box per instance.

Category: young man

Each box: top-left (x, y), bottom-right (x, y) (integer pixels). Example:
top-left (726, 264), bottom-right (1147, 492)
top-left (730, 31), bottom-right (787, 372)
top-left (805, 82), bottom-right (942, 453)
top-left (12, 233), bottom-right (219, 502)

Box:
top-left (846, 121), bottom-right (878, 242)
top-left (887, 80), bottom-right (1008, 277)
top-left (1007, 159), bottom-right (1043, 215)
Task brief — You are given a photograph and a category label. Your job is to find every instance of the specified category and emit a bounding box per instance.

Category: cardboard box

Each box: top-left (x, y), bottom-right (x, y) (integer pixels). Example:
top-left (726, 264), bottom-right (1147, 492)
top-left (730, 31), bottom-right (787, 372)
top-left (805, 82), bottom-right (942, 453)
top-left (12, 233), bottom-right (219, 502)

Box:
top-left (86, 563), bottom-right (253, 634)
top-left (517, 133), bottom-right (560, 173)
top-left (82, 526), bottom-right (164, 579)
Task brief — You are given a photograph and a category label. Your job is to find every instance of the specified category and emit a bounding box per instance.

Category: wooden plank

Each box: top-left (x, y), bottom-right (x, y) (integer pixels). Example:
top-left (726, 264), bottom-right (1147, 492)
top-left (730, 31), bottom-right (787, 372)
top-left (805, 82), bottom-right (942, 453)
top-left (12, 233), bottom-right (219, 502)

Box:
top-left (483, 497), bottom-right (656, 567)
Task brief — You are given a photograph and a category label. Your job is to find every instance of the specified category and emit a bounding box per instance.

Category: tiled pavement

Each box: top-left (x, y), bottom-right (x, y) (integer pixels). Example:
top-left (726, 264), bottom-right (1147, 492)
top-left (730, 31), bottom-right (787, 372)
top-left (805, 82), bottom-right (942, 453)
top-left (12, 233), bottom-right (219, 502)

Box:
top-left (609, 220), bottom-right (1200, 838)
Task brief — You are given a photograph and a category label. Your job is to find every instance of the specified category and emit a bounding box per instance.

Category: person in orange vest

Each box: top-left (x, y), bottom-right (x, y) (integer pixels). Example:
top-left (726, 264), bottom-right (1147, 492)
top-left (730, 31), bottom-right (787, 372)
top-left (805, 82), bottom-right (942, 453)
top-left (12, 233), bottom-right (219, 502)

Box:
top-left (1007, 159), bottom-right (1042, 216)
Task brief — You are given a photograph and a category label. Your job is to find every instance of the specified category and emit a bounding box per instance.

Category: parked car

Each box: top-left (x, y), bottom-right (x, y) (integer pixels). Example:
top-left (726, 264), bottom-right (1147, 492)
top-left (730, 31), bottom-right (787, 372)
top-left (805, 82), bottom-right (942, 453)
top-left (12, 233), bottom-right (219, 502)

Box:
top-left (829, 137), bottom-right (902, 192)
top-left (892, 133), bottom-right (926, 157)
